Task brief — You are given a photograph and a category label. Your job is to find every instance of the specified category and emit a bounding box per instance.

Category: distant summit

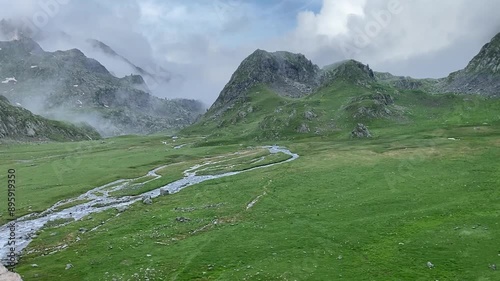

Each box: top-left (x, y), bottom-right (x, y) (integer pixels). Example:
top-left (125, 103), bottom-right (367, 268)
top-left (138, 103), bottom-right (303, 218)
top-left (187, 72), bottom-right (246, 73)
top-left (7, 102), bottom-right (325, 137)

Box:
top-left (208, 49), bottom-right (378, 117)
top-left (440, 32), bottom-right (500, 96)
top-left (0, 37), bottom-right (204, 136)
top-left (209, 49), bottom-right (320, 114)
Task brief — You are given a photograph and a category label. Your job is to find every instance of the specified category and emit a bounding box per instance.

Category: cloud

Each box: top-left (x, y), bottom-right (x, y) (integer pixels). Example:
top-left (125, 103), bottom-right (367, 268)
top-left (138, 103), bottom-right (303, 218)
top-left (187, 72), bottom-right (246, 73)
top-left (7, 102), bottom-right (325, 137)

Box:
top-left (1, 0), bottom-right (500, 104)
top-left (280, 0), bottom-right (500, 77)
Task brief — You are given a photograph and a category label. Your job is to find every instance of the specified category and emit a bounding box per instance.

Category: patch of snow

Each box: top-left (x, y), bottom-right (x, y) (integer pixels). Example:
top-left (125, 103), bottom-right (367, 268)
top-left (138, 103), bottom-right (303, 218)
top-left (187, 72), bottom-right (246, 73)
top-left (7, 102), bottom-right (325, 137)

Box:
top-left (77, 100), bottom-right (83, 105)
top-left (73, 85), bottom-right (79, 87)
top-left (15, 102), bottom-right (22, 107)
top-left (30, 65), bottom-right (38, 69)
top-left (104, 104), bottom-right (109, 108)
top-left (1, 77), bottom-right (17, 84)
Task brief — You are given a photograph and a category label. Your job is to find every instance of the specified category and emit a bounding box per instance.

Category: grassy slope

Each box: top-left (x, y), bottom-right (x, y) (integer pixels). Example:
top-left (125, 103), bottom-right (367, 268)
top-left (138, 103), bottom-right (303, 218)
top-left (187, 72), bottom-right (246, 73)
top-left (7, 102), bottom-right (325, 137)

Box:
top-left (8, 125), bottom-right (500, 281)
top-left (185, 79), bottom-right (500, 143)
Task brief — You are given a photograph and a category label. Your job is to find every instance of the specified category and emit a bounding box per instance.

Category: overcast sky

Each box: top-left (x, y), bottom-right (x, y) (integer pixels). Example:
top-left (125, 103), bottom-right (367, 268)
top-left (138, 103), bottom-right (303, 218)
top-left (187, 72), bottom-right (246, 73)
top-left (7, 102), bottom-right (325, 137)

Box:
top-left (1, 0), bottom-right (500, 105)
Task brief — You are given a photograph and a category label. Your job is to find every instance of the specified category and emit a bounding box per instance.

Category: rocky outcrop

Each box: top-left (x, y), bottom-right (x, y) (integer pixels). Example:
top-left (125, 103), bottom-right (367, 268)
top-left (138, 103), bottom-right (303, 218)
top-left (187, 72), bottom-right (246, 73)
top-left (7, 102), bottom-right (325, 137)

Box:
top-left (0, 263), bottom-right (22, 281)
top-left (439, 32), bottom-right (500, 96)
top-left (319, 60), bottom-right (375, 87)
top-left (209, 49), bottom-right (320, 114)
top-left (351, 123), bottom-right (372, 138)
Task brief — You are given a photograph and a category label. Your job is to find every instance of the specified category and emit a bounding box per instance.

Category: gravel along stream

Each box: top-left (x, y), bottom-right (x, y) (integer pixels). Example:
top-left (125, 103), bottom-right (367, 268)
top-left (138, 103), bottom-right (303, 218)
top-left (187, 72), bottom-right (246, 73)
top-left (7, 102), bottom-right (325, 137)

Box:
top-left (0, 146), bottom-right (298, 264)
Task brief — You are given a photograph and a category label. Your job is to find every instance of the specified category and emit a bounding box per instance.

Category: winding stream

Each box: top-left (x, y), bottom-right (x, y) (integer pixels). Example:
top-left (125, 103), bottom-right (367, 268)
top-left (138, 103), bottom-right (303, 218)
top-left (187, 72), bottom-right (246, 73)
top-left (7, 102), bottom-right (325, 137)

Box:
top-left (0, 146), bottom-right (298, 264)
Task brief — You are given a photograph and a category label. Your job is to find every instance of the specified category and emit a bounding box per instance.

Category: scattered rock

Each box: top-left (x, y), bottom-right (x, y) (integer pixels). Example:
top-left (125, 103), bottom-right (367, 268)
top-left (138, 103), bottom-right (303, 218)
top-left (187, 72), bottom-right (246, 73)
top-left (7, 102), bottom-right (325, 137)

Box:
top-left (115, 205), bottom-right (128, 213)
top-left (489, 264), bottom-right (497, 271)
top-left (351, 123), bottom-right (372, 138)
top-left (175, 217), bottom-right (190, 223)
top-left (297, 123), bottom-right (310, 133)
top-left (426, 261), bottom-right (434, 269)
top-left (304, 111), bottom-right (317, 120)
top-left (65, 264), bottom-right (73, 270)
top-left (0, 263), bottom-right (23, 281)
top-left (159, 189), bottom-right (170, 196)
top-left (79, 228), bottom-right (87, 233)
top-left (142, 196), bottom-right (152, 205)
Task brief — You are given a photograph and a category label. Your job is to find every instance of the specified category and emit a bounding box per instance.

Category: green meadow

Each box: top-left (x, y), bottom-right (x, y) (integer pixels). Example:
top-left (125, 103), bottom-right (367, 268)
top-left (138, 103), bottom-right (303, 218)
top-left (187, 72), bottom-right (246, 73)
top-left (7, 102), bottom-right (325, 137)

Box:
top-left (1, 116), bottom-right (499, 280)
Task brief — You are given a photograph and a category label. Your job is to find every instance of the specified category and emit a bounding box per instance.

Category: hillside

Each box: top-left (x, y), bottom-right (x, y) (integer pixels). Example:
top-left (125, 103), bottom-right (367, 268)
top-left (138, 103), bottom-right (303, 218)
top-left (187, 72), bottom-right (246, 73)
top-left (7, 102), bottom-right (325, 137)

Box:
top-left (438, 32), bottom-right (500, 96)
top-left (185, 33), bottom-right (500, 142)
top-left (0, 36), bottom-right (204, 136)
top-left (0, 95), bottom-right (100, 141)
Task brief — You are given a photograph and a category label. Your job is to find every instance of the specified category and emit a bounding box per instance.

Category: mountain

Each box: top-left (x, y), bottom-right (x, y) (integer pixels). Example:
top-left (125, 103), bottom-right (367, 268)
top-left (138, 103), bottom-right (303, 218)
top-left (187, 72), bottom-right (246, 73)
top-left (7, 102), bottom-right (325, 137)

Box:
top-left (185, 52), bottom-right (405, 140)
top-left (439, 32), bottom-right (500, 96)
top-left (0, 36), bottom-right (204, 136)
top-left (0, 95), bottom-right (100, 142)
top-left (85, 39), bottom-right (174, 88)
top-left (209, 50), bottom-right (320, 115)
top-left (185, 33), bottom-right (500, 141)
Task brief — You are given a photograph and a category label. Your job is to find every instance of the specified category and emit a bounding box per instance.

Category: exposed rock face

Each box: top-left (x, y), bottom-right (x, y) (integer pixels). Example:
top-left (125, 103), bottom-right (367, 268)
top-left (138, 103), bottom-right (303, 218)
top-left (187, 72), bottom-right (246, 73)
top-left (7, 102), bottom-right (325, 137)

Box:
top-left (0, 263), bottom-right (23, 281)
top-left (319, 60), bottom-right (375, 87)
top-left (0, 37), bottom-right (205, 136)
top-left (351, 123), bottom-right (372, 138)
top-left (439, 32), bottom-right (500, 96)
top-left (0, 95), bottom-right (100, 141)
top-left (210, 49), bottom-right (320, 113)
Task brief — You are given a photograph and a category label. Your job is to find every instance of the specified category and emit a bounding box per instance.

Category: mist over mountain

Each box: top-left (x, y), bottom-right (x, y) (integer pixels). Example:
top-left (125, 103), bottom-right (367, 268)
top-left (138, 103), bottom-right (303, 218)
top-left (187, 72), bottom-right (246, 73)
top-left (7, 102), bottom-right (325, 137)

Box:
top-left (0, 95), bottom-right (100, 142)
top-left (0, 34), bottom-right (205, 137)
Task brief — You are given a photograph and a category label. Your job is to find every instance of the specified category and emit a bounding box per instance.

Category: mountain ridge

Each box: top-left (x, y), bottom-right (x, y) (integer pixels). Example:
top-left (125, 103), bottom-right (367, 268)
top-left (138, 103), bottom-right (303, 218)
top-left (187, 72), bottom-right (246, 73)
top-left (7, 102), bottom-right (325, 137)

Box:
top-left (0, 95), bottom-right (100, 142)
top-left (0, 36), bottom-right (204, 136)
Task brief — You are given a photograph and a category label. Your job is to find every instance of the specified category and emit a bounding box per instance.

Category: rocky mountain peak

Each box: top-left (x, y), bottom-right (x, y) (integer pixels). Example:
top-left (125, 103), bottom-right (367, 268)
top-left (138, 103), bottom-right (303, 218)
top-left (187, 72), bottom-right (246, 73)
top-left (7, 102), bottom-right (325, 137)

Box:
top-left (463, 32), bottom-right (500, 74)
top-left (440, 32), bottom-right (500, 96)
top-left (209, 49), bottom-right (320, 113)
top-left (319, 59), bottom-right (375, 86)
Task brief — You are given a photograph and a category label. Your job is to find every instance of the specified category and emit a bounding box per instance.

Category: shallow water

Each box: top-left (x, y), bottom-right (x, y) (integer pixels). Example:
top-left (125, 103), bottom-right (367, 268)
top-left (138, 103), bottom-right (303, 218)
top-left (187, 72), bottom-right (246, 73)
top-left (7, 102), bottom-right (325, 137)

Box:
top-left (0, 146), bottom-right (298, 264)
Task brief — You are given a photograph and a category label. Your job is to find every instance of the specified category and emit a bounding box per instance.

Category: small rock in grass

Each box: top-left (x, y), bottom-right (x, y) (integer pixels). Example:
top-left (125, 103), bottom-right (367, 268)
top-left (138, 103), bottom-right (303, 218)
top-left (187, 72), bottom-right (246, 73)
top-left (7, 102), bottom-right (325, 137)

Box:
top-left (142, 196), bottom-right (153, 205)
top-left (175, 217), bottom-right (190, 223)
top-left (427, 261), bottom-right (434, 269)
top-left (115, 205), bottom-right (128, 213)
top-left (65, 264), bottom-right (73, 270)
top-left (489, 264), bottom-right (497, 271)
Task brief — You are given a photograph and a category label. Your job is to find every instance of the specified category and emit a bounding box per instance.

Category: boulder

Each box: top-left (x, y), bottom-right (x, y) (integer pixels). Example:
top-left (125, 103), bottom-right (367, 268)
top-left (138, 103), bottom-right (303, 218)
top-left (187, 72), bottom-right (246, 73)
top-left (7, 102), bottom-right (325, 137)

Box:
top-left (351, 123), bottom-right (372, 138)
top-left (0, 263), bottom-right (23, 281)
top-left (142, 196), bottom-right (152, 205)
top-left (175, 217), bottom-right (190, 223)
top-left (304, 111), bottom-right (317, 120)
top-left (159, 189), bottom-right (170, 196)
top-left (297, 123), bottom-right (310, 133)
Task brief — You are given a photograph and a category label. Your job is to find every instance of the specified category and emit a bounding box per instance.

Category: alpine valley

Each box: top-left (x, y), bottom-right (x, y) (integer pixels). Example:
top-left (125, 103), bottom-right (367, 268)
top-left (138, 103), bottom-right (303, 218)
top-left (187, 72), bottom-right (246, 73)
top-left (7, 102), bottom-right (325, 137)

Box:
top-left (0, 20), bottom-right (499, 281)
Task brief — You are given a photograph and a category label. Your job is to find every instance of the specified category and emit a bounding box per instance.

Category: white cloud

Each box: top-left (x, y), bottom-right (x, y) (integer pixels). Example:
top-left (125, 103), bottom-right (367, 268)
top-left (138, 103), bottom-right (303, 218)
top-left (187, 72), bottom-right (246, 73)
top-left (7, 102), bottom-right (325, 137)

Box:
top-left (1, 0), bottom-right (500, 103)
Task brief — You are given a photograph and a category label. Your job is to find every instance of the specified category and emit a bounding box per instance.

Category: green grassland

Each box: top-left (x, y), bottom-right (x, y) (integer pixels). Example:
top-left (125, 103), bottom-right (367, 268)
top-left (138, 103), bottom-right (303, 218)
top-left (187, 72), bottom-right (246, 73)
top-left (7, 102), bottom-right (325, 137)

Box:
top-left (0, 122), bottom-right (498, 280)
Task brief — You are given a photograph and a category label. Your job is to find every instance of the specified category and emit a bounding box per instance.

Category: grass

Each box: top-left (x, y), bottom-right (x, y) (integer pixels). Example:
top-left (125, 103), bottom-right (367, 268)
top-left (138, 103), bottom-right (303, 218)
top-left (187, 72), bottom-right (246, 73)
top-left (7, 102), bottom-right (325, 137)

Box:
top-left (1, 121), bottom-right (497, 280)
top-left (2, 76), bottom-right (500, 280)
